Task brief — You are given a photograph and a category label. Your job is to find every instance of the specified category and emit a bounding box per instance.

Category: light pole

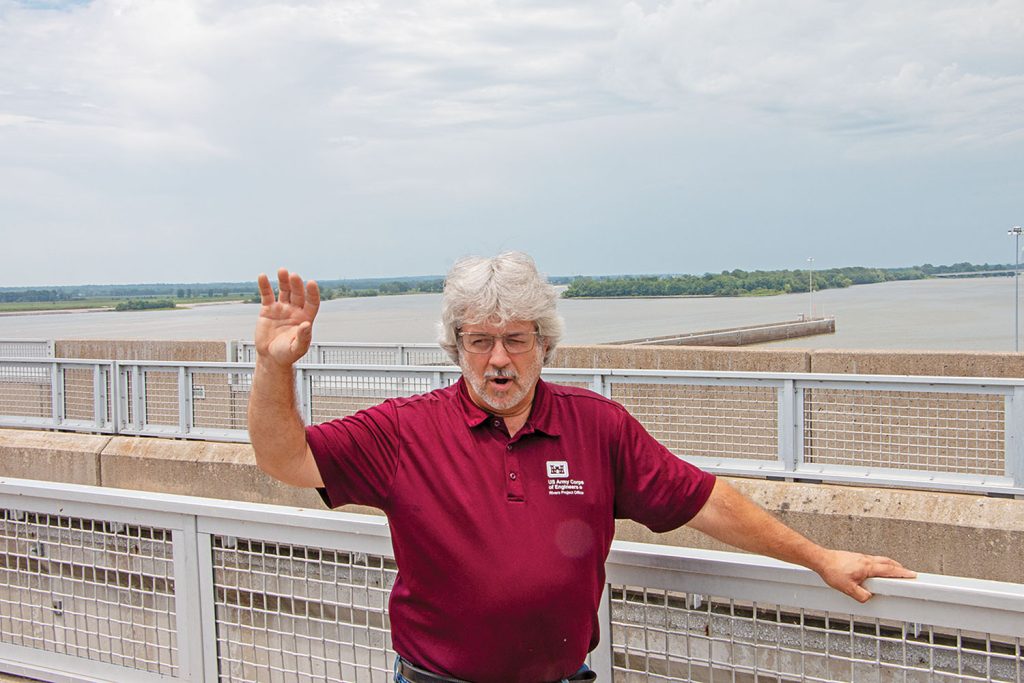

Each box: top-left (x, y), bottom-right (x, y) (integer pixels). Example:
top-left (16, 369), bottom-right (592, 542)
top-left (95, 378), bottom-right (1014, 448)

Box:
top-left (807, 257), bottom-right (814, 319)
top-left (1010, 226), bottom-right (1023, 352)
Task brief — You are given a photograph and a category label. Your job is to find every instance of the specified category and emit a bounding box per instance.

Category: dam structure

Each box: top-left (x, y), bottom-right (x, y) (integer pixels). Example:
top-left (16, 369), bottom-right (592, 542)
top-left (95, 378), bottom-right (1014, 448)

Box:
top-left (0, 338), bottom-right (1022, 682)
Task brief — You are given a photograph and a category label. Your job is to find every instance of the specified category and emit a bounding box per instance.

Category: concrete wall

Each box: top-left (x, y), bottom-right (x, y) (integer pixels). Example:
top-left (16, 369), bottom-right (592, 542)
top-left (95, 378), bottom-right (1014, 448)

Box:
top-left (551, 345), bottom-right (811, 372)
top-left (1, 427), bottom-right (1022, 584)
top-left (553, 344), bottom-right (1024, 377)
top-left (54, 339), bottom-right (229, 362)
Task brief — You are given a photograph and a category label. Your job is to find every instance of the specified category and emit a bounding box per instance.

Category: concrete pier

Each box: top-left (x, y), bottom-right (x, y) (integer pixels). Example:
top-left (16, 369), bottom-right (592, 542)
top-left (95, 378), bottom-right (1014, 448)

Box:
top-left (607, 316), bottom-right (836, 346)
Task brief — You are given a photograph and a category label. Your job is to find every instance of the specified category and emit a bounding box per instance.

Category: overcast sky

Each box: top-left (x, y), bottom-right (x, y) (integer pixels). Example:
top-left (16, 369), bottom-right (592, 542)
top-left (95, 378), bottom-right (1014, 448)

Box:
top-left (1, 0), bottom-right (1022, 286)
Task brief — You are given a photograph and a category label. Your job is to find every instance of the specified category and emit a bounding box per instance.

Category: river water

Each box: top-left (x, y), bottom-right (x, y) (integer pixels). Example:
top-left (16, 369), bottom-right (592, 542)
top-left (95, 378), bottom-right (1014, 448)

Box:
top-left (0, 277), bottom-right (1016, 352)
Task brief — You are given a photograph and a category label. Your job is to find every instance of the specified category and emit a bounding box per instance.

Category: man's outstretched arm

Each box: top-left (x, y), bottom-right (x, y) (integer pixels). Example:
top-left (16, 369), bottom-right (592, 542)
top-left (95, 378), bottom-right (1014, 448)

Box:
top-left (688, 478), bottom-right (915, 602)
top-left (248, 269), bottom-right (324, 488)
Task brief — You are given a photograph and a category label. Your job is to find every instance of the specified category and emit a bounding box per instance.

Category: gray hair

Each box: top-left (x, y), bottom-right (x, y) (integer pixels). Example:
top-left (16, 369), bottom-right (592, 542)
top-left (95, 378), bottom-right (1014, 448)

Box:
top-left (438, 251), bottom-right (564, 364)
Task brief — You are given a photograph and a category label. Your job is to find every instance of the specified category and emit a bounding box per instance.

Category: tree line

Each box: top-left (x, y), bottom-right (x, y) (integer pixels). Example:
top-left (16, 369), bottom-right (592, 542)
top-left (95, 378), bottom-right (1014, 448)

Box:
top-left (563, 263), bottom-right (1013, 298)
top-left (319, 279), bottom-right (444, 300)
top-left (114, 299), bottom-right (177, 311)
top-left (2, 263), bottom-right (1011, 304)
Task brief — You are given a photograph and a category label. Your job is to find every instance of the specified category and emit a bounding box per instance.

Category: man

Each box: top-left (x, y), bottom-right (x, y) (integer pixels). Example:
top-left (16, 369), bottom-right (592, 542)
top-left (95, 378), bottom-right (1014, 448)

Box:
top-left (248, 252), bottom-right (914, 683)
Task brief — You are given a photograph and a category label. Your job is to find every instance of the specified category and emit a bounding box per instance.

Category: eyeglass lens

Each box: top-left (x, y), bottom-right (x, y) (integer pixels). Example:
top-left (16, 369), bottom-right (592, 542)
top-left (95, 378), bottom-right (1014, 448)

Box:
top-left (459, 333), bottom-right (536, 354)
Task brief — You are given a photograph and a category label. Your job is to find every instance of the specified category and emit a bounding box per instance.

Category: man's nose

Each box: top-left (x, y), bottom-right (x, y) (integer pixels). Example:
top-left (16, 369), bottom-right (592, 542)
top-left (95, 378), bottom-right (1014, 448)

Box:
top-left (488, 338), bottom-right (512, 365)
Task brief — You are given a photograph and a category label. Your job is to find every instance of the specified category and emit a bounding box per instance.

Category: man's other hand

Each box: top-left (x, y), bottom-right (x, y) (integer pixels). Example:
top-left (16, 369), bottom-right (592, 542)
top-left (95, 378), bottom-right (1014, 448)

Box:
top-left (816, 549), bottom-right (917, 603)
top-left (255, 269), bottom-right (321, 368)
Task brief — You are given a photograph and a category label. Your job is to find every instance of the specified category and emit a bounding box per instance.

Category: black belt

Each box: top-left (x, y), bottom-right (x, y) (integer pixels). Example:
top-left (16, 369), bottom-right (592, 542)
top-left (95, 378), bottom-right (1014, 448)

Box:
top-left (396, 657), bottom-right (596, 683)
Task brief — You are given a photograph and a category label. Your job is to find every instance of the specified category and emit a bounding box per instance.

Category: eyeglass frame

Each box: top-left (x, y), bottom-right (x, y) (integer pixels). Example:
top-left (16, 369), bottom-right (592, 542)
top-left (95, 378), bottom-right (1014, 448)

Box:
top-left (456, 330), bottom-right (543, 355)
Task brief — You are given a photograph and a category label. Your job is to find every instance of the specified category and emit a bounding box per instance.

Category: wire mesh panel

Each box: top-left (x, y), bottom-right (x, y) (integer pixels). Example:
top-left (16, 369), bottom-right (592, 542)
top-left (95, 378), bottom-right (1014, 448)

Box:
top-left (0, 510), bottom-right (179, 676)
top-left (611, 382), bottom-right (778, 461)
top-left (0, 340), bottom-right (52, 358)
top-left (212, 536), bottom-right (396, 683)
top-left (62, 366), bottom-right (98, 423)
top-left (191, 369), bottom-right (252, 434)
top-left (236, 345), bottom-right (319, 364)
top-left (609, 586), bottom-right (1023, 683)
top-left (0, 362), bottom-right (51, 420)
top-left (319, 347), bottom-right (401, 365)
top-left (142, 369), bottom-right (181, 430)
top-left (236, 343), bottom-right (448, 366)
top-left (803, 389), bottom-right (1005, 476)
top-left (124, 369), bottom-right (136, 427)
top-left (309, 374), bottom-right (435, 423)
top-left (402, 348), bottom-right (448, 365)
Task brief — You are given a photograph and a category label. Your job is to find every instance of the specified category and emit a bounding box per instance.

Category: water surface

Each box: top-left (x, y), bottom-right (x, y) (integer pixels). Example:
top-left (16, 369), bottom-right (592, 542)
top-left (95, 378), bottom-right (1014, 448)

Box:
top-left (0, 277), bottom-right (1015, 352)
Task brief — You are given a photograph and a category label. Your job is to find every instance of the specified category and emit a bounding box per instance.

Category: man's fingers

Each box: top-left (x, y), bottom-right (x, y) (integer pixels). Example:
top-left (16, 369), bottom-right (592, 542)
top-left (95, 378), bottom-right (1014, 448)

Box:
top-left (290, 322), bottom-right (313, 356)
top-left (870, 556), bottom-right (917, 579)
top-left (289, 272), bottom-right (305, 310)
top-left (277, 268), bottom-right (291, 304)
top-left (847, 584), bottom-right (872, 603)
top-left (257, 273), bottom-right (275, 306)
top-left (306, 280), bottom-right (320, 316)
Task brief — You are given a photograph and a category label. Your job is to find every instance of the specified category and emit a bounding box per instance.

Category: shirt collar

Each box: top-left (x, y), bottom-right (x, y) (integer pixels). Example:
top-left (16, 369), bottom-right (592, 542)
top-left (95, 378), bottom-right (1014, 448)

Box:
top-left (455, 376), bottom-right (562, 437)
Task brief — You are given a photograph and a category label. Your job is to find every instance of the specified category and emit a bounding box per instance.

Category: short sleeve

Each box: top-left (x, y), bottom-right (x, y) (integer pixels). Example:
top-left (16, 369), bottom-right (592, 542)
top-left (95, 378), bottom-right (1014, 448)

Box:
top-left (305, 400), bottom-right (401, 511)
top-left (612, 410), bottom-right (716, 532)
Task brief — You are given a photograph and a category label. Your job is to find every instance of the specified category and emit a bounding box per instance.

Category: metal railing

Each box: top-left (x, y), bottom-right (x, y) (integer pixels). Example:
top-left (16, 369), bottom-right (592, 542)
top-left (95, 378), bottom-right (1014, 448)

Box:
top-left (2, 358), bottom-right (1023, 496)
top-left (234, 341), bottom-right (449, 366)
top-left (0, 478), bottom-right (1020, 683)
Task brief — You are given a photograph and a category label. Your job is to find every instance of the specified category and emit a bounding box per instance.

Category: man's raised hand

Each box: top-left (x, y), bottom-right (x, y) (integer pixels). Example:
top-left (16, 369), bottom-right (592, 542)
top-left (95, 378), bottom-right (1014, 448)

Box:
top-left (255, 269), bottom-right (321, 368)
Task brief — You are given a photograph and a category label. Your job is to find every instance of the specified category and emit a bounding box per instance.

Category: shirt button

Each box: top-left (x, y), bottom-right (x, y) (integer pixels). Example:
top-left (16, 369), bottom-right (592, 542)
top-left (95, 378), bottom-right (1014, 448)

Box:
top-left (506, 444), bottom-right (512, 451)
top-left (509, 472), bottom-right (517, 480)
top-left (493, 419), bottom-right (501, 427)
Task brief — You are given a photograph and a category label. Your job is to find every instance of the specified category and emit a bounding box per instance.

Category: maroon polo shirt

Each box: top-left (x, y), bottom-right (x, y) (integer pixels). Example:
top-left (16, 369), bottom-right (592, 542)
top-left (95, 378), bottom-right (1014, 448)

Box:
top-left (306, 378), bottom-right (715, 683)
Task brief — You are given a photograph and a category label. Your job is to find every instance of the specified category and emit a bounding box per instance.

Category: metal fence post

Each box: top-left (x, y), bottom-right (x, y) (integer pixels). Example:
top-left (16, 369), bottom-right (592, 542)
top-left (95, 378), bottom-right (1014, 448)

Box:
top-left (132, 366), bottom-right (144, 431)
top-left (110, 362), bottom-right (122, 433)
top-left (175, 516), bottom-right (212, 681)
top-left (591, 372), bottom-right (610, 398)
top-left (197, 530), bottom-right (221, 681)
top-left (180, 366), bottom-right (192, 438)
top-left (590, 583), bottom-right (613, 680)
top-left (1006, 389), bottom-right (1024, 491)
top-left (50, 362), bottom-right (64, 426)
top-left (93, 363), bottom-right (105, 429)
top-left (295, 367), bottom-right (312, 425)
top-left (778, 379), bottom-right (799, 472)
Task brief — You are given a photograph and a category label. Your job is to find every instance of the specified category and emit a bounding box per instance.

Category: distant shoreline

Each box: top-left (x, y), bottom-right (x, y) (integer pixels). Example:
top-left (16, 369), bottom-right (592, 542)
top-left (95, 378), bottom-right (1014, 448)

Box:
top-left (0, 307), bottom-right (112, 317)
top-left (561, 294), bottom-right (715, 300)
top-left (0, 299), bottom-right (248, 316)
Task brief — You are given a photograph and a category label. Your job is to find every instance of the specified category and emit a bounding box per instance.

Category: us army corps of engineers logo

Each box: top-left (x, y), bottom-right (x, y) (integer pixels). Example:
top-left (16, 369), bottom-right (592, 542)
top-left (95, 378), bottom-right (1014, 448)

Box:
top-left (546, 460), bottom-right (585, 496)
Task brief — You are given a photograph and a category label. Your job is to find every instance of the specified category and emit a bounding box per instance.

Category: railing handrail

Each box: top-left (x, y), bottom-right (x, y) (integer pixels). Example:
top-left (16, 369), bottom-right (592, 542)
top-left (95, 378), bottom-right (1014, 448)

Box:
top-left (607, 541), bottom-right (1024, 636)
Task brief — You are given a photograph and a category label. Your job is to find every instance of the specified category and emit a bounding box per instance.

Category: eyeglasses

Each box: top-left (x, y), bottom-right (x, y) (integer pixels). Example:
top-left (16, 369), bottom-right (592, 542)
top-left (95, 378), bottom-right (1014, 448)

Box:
top-left (457, 332), bottom-right (540, 355)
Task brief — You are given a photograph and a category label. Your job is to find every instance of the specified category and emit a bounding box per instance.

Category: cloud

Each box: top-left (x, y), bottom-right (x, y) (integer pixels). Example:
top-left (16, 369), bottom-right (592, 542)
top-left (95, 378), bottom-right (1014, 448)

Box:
top-left (5, 0), bottom-right (1019, 161)
top-left (0, 1), bottom-right (627, 162)
top-left (605, 0), bottom-right (1024, 147)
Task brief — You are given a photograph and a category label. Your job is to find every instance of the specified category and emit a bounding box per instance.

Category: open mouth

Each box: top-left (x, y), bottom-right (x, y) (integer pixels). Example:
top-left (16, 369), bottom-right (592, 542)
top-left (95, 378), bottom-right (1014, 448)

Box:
top-left (491, 377), bottom-right (512, 386)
